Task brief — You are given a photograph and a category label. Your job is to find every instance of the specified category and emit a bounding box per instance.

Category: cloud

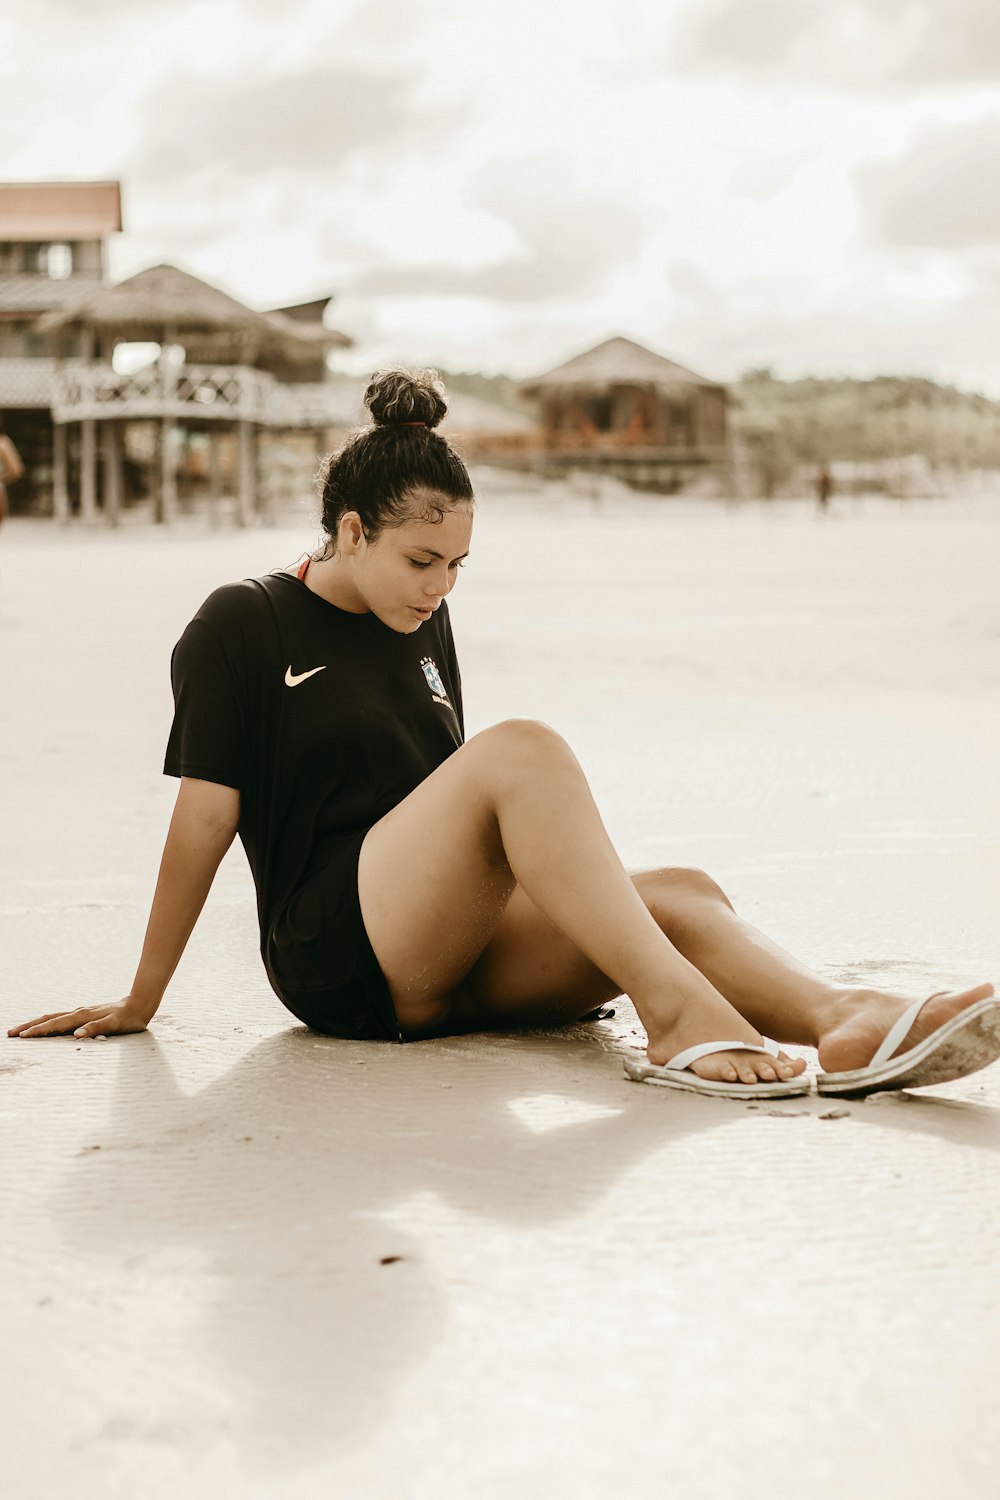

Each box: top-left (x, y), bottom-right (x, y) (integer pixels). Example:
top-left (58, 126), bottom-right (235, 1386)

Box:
top-left (350, 154), bottom-right (650, 305)
top-left (109, 46), bottom-right (481, 303)
top-left (857, 114), bottom-right (1000, 248)
top-left (658, 258), bottom-right (1000, 395)
top-left (667, 0), bottom-right (1000, 94)
top-left (131, 65), bottom-right (460, 181)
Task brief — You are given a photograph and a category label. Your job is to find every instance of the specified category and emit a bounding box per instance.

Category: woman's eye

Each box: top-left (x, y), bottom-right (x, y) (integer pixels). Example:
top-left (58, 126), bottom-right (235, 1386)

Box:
top-left (409, 559), bottom-right (431, 569)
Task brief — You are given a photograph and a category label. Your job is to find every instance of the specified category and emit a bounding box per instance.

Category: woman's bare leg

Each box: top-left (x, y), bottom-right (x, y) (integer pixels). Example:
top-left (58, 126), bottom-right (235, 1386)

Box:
top-left (467, 867), bottom-right (992, 1072)
top-left (359, 720), bottom-right (804, 1086)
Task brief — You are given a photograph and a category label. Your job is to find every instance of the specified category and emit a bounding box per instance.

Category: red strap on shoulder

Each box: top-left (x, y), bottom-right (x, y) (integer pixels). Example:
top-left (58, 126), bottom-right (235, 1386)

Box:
top-left (296, 555), bottom-right (310, 581)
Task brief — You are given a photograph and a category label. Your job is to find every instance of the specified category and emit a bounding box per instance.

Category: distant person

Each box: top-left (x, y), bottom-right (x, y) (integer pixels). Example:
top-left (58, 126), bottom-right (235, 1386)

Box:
top-left (10, 371), bottom-right (1000, 1102)
top-left (815, 463), bottom-right (833, 510)
top-left (0, 424), bottom-right (24, 526)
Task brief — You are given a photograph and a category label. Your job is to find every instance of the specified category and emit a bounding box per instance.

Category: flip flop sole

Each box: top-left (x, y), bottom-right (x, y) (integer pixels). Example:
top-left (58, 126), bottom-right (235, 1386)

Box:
top-left (816, 998), bottom-right (1000, 1097)
top-left (623, 1055), bottom-right (811, 1099)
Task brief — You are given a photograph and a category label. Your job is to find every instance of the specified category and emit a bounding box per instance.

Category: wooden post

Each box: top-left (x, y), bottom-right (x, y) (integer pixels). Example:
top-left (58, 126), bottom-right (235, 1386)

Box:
top-left (181, 426), bottom-right (192, 515)
top-left (102, 420), bottom-right (124, 527)
top-left (52, 420), bottom-right (69, 522)
top-left (148, 424), bottom-right (162, 523)
top-left (80, 419), bottom-right (98, 523)
top-left (161, 418), bottom-right (178, 524)
top-left (237, 420), bottom-right (255, 527)
top-left (156, 327), bottom-right (179, 525)
top-left (208, 425), bottom-right (223, 528)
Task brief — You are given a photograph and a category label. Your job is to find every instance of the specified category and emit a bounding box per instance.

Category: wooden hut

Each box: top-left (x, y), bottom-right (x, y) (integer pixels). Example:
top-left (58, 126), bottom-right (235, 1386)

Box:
top-left (518, 335), bottom-right (729, 491)
top-left (438, 390), bottom-right (540, 465)
top-left (35, 264), bottom-right (352, 524)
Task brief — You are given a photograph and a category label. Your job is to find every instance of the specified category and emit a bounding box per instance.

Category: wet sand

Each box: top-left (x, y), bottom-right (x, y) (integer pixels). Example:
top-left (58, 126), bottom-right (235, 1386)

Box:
top-left (2, 482), bottom-right (999, 1498)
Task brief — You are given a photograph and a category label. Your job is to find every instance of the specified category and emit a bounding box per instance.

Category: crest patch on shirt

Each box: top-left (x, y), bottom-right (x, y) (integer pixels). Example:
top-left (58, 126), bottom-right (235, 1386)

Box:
top-left (420, 655), bottom-right (452, 708)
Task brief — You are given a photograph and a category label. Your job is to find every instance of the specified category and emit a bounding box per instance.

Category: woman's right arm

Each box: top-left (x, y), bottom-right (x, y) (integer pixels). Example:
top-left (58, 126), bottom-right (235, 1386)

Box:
top-left (8, 778), bottom-right (240, 1040)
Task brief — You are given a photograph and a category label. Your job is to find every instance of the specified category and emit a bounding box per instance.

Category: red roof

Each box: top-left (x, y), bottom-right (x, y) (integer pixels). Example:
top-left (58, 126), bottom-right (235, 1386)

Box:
top-left (0, 181), bottom-right (122, 242)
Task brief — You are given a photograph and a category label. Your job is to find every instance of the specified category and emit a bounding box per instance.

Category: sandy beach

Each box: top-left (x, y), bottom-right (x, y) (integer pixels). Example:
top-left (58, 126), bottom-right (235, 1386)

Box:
top-left (2, 480), bottom-right (999, 1499)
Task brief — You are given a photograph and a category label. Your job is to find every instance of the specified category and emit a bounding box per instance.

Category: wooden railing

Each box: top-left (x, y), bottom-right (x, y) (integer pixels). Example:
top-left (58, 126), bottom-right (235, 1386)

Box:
top-left (547, 429), bottom-right (722, 456)
top-left (45, 361), bottom-right (357, 428)
top-left (545, 436), bottom-right (728, 463)
top-left (50, 360), bottom-right (270, 423)
top-left (266, 380), bottom-right (360, 429)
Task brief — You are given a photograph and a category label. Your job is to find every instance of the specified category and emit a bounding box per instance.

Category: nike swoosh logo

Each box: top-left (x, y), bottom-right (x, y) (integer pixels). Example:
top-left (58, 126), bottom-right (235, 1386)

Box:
top-left (285, 665), bottom-right (327, 687)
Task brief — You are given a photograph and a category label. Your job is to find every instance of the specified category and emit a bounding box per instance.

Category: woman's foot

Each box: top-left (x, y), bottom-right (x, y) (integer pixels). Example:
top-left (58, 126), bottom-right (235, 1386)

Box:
top-left (817, 982), bottom-right (996, 1075)
top-left (644, 987), bottom-right (807, 1086)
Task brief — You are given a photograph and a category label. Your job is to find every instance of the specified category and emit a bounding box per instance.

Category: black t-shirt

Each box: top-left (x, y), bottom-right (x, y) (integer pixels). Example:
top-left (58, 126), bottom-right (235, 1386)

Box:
top-left (164, 570), bottom-right (464, 987)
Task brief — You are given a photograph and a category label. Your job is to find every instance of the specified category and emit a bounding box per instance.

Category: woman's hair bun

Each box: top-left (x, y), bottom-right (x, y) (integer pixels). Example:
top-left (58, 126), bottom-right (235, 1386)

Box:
top-left (364, 368), bottom-right (448, 430)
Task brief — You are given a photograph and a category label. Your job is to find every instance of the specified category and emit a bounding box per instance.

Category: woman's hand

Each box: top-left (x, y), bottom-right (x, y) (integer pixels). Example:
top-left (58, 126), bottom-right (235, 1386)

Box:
top-left (7, 780), bottom-right (240, 1046)
top-left (7, 997), bottom-right (152, 1040)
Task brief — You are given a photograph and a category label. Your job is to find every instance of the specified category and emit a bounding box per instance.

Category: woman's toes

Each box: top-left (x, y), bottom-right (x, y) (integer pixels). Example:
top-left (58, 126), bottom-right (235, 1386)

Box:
top-left (686, 1049), bottom-right (805, 1087)
top-left (719, 1062), bottom-right (739, 1082)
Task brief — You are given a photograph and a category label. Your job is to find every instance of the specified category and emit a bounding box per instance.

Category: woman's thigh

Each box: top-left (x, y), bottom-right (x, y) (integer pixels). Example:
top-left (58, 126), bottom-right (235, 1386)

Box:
top-left (358, 722), bottom-right (719, 1036)
top-left (359, 720), bottom-right (615, 1032)
top-left (448, 884), bottom-right (623, 1031)
top-left (358, 722), bottom-right (661, 1033)
top-left (450, 867), bottom-right (720, 1031)
top-left (357, 726), bottom-right (519, 1031)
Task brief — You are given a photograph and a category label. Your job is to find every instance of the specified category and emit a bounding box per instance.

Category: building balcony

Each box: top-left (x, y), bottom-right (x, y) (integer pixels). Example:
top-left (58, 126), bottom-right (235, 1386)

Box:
top-left (49, 360), bottom-right (271, 423)
top-left (0, 357), bottom-right (357, 428)
top-left (544, 430), bottom-right (728, 463)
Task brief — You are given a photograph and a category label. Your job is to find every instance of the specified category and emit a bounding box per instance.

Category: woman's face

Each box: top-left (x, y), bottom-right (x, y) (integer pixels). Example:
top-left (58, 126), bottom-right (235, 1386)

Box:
top-left (346, 495), bottom-right (474, 632)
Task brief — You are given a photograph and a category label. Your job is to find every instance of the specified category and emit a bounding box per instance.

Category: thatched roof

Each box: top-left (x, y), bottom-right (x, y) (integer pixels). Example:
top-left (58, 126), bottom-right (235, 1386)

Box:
top-left (0, 273), bottom-right (100, 314)
top-left (0, 180), bottom-right (121, 241)
top-left (519, 335), bottom-right (722, 396)
top-left (442, 390), bottom-right (537, 436)
top-left (36, 263), bottom-right (351, 362)
top-left (269, 297), bottom-right (332, 323)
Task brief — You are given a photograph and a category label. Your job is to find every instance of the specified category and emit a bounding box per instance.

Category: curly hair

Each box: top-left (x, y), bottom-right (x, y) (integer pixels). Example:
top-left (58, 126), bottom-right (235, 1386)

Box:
top-left (316, 368), bottom-right (474, 550)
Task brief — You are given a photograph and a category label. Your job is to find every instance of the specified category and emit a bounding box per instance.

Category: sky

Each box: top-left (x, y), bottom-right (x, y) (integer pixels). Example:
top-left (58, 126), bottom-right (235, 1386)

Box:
top-left (3, 0), bottom-right (1000, 390)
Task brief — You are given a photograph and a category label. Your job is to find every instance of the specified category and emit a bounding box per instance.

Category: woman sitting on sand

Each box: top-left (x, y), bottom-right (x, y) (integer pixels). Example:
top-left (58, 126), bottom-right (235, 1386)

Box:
top-left (10, 370), bottom-right (999, 1099)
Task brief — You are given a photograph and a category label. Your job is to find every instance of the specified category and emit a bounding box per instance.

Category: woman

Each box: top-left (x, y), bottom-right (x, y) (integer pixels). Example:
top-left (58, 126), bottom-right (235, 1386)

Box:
top-left (9, 371), bottom-right (999, 1099)
top-left (0, 423), bottom-right (25, 526)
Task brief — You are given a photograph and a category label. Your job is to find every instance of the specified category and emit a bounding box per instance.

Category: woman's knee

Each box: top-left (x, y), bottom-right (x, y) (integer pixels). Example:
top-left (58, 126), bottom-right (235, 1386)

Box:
top-left (467, 718), bottom-right (579, 780)
top-left (639, 865), bottom-right (734, 915)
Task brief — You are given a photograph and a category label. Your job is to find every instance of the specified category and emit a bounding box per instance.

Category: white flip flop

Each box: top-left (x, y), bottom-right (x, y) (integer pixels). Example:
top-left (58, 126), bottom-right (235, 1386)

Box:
top-left (816, 993), bottom-right (1000, 1098)
top-left (623, 1037), bottom-right (811, 1099)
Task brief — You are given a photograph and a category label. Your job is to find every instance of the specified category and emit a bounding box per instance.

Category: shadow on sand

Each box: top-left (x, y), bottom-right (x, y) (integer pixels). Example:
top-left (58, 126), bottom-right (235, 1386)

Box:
top-left (46, 1019), bottom-right (1000, 1473)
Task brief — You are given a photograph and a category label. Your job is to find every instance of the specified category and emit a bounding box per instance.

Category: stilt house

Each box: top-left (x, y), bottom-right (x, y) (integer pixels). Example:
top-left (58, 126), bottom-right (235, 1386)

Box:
top-left (0, 180), bottom-right (353, 522)
top-left (518, 335), bottom-right (729, 491)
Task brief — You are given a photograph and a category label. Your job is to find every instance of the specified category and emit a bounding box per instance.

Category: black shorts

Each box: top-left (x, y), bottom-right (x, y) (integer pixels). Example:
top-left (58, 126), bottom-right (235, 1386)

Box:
top-left (266, 828), bottom-right (404, 1043)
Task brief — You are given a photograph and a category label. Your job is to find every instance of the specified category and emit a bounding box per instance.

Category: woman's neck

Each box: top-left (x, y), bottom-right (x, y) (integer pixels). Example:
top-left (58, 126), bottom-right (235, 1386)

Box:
top-left (300, 553), bottom-right (370, 614)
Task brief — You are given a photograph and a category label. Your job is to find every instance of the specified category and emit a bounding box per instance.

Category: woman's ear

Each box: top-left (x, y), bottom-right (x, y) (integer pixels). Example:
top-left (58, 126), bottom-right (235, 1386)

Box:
top-left (338, 511), bottom-right (366, 557)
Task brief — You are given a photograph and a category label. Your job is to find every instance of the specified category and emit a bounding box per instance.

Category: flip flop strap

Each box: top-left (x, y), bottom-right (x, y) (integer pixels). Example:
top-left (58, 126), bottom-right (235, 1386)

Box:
top-left (869, 992), bottom-right (946, 1068)
top-left (666, 1037), bottom-right (780, 1072)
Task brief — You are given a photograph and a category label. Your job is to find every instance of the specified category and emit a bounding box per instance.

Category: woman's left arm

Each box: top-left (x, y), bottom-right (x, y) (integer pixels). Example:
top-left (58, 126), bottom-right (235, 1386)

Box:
top-left (0, 435), bottom-right (25, 484)
top-left (8, 778), bottom-right (240, 1040)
